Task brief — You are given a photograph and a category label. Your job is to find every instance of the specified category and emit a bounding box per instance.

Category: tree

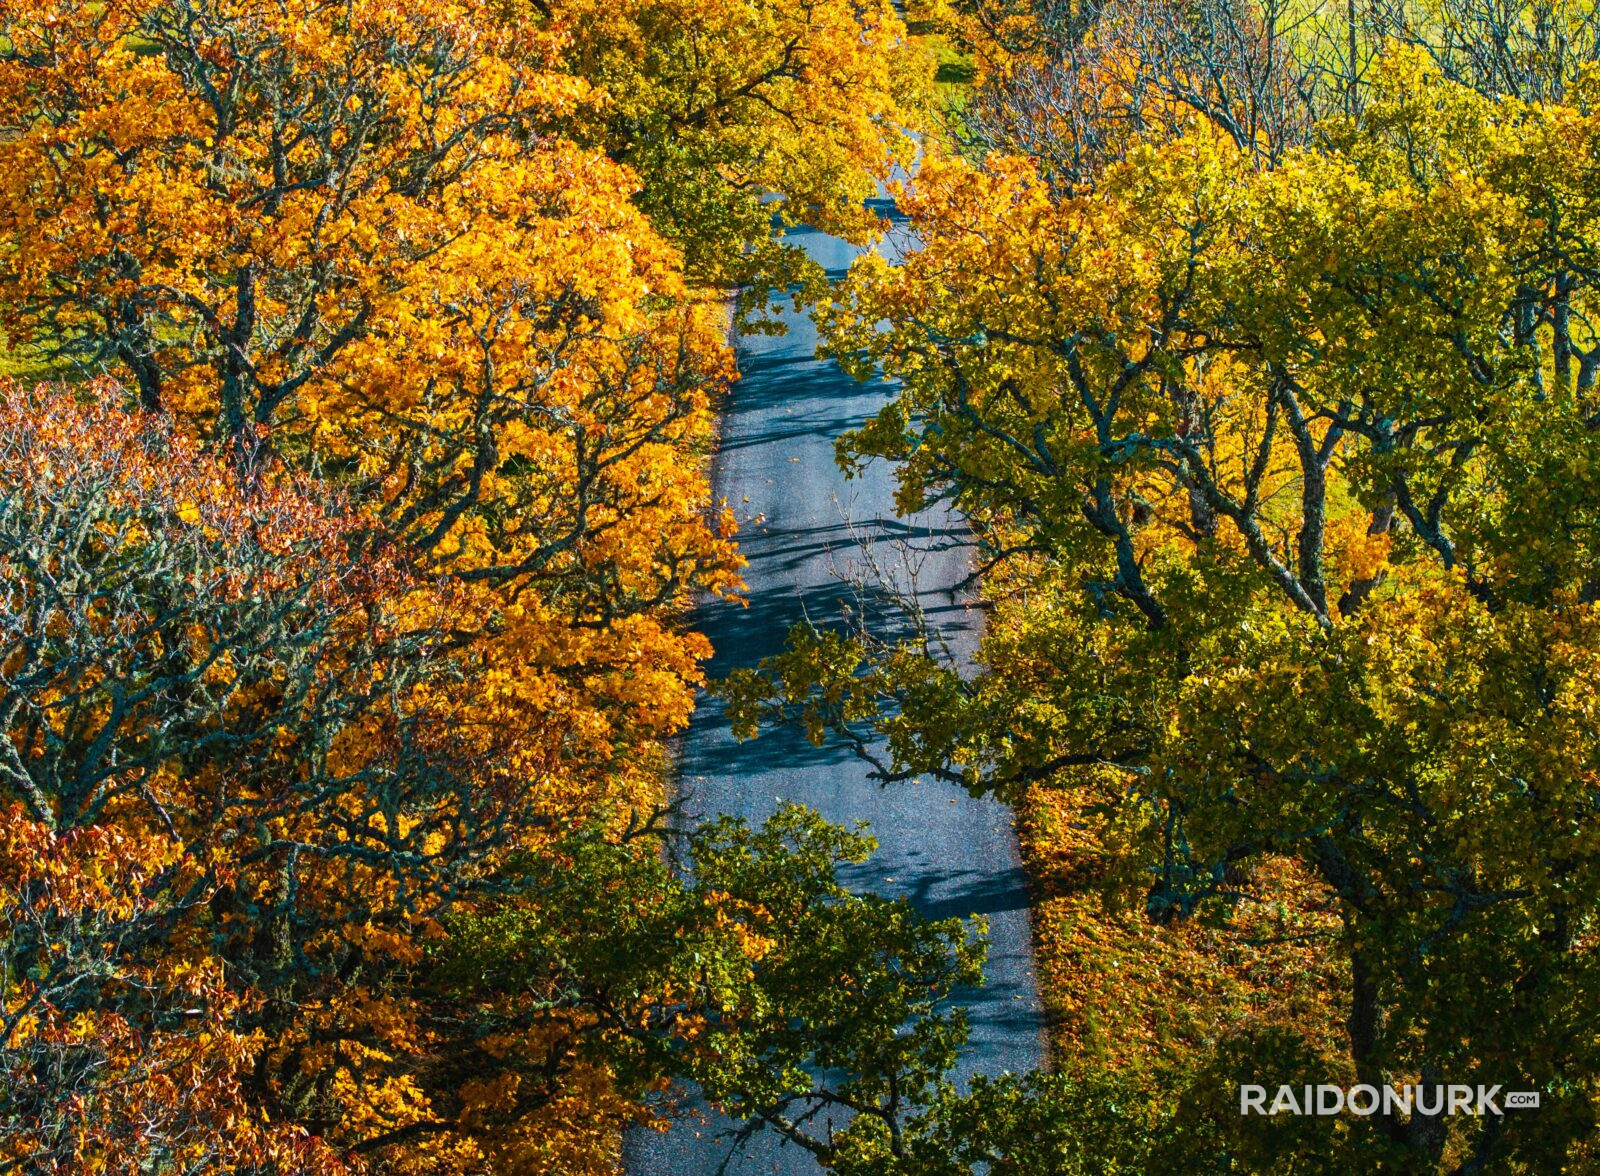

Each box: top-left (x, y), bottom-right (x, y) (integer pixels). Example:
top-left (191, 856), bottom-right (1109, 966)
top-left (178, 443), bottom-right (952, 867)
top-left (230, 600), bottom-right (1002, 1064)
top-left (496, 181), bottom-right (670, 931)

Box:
top-left (726, 54), bottom-right (1600, 1171)
top-left (0, 806), bottom-right (347, 1174)
top-left (540, 0), bottom-right (933, 310)
top-left (443, 803), bottom-right (986, 1170)
top-left (948, 0), bottom-right (1600, 193)
top-left (0, 1), bottom-right (958, 1166)
top-left (0, 377), bottom-right (467, 1169)
top-left (0, 0), bottom-right (739, 600)
top-left (0, 375), bottom-right (1003, 1173)
top-left (0, 0), bottom-right (750, 1155)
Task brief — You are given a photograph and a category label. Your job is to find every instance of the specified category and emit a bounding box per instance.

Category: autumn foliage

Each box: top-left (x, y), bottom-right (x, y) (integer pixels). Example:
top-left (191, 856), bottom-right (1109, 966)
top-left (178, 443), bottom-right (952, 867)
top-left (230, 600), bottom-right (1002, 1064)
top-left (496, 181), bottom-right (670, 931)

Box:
top-left (10, 0), bottom-right (1600, 1170)
top-left (0, 0), bottom-right (935, 1171)
top-left (724, 37), bottom-right (1600, 1176)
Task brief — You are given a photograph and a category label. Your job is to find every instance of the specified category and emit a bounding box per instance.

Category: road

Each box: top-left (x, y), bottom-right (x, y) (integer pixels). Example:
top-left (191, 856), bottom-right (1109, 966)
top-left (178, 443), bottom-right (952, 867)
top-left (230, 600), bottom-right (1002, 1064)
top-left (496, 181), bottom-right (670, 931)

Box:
top-left (623, 211), bottom-right (1047, 1175)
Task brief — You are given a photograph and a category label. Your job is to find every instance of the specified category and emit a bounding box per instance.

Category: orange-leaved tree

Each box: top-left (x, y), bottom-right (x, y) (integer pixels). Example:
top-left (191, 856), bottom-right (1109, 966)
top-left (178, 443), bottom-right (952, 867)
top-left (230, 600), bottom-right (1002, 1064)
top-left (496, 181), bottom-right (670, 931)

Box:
top-left (0, 0), bottom-right (748, 1168)
top-left (0, 379), bottom-right (446, 1170)
top-left (0, 0), bottom-right (973, 1169)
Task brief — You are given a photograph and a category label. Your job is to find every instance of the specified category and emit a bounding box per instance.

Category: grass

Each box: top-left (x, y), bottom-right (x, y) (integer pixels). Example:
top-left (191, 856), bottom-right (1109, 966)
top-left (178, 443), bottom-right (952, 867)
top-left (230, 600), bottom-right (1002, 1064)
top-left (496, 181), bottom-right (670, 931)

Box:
top-left (906, 19), bottom-right (977, 110)
top-left (0, 329), bottom-right (66, 383)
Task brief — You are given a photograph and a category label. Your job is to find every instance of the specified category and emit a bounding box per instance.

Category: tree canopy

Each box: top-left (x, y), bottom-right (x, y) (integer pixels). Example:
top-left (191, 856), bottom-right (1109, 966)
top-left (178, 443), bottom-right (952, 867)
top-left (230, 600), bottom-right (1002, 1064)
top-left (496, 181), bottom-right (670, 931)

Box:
top-left (726, 43), bottom-right (1600, 1176)
top-left (0, 0), bottom-right (951, 1171)
top-left (6, 0), bottom-right (1600, 1170)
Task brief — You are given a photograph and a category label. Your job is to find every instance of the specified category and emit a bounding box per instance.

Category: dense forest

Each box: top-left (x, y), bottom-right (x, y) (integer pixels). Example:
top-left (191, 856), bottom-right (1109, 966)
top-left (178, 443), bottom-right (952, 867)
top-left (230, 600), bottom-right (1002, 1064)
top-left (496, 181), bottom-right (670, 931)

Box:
top-left (1, 0), bottom-right (1598, 1172)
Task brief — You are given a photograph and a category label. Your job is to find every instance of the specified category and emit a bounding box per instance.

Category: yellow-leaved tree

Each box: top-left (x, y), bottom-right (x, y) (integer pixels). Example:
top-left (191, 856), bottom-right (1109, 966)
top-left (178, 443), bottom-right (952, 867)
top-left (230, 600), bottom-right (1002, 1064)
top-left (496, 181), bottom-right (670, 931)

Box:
top-left (538, 0), bottom-right (932, 307)
top-left (726, 51), bottom-right (1600, 1172)
top-left (0, 0), bottom-right (944, 1172)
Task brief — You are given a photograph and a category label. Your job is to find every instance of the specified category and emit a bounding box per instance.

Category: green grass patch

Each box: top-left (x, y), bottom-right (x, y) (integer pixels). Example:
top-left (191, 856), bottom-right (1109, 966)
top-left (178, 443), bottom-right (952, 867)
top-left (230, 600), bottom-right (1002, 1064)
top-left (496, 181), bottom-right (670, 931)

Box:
top-left (0, 330), bottom-right (67, 383)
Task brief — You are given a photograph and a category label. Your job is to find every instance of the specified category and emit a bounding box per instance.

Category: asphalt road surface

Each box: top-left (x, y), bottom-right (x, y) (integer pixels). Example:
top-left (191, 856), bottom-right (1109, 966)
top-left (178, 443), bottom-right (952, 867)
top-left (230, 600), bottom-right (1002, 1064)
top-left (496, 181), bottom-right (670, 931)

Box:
top-left (623, 211), bottom-right (1047, 1175)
